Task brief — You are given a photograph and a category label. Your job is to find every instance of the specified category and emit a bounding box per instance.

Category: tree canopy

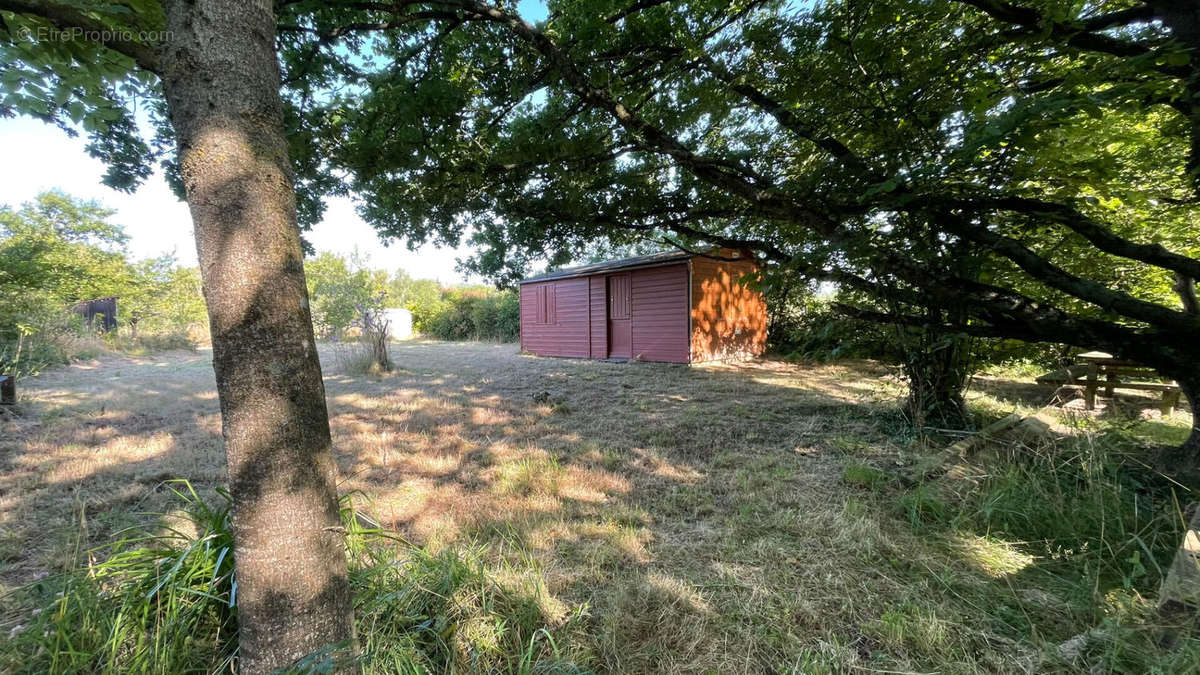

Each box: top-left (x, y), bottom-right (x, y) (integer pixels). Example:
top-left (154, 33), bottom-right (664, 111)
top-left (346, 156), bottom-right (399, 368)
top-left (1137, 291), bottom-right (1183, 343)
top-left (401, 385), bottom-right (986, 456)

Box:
top-left (261, 0), bottom-right (1200, 448)
top-left (5, 0), bottom-right (1200, 447)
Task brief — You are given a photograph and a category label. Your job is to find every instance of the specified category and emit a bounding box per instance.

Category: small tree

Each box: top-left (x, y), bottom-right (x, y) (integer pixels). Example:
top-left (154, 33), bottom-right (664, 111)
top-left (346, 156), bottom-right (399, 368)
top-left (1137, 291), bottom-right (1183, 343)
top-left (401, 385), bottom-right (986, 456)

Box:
top-left (357, 291), bottom-right (392, 372)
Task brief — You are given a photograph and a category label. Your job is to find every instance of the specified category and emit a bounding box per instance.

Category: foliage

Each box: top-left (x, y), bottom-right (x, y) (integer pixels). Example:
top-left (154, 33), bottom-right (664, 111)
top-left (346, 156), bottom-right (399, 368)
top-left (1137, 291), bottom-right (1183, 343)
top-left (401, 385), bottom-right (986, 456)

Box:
top-left (120, 257), bottom-right (207, 337)
top-left (386, 270), bottom-right (445, 331)
top-left (424, 288), bottom-right (520, 342)
top-left (304, 251), bottom-right (518, 342)
top-left (0, 192), bottom-right (206, 374)
top-left (263, 0), bottom-right (1200, 446)
top-left (9, 0), bottom-right (1199, 439)
top-left (0, 191), bottom-right (130, 313)
top-left (305, 251), bottom-right (387, 339)
top-left (769, 294), bottom-right (896, 362)
top-left (0, 309), bottom-right (96, 377)
top-left (0, 484), bottom-right (586, 675)
top-left (0, 481), bottom-right (238, 674)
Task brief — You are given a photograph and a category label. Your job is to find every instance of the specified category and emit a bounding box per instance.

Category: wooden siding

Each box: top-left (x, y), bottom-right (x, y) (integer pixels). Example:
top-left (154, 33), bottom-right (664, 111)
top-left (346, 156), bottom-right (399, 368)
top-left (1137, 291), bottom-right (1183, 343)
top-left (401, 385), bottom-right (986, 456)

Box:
top-left (630, 263), bottom-right (690, 363)
top-left (690, 256), bottom-right (768, 362)
top-left (519, 278), bottom-right (590, 358)
top-left (589, 276), bottom-right (606, 358)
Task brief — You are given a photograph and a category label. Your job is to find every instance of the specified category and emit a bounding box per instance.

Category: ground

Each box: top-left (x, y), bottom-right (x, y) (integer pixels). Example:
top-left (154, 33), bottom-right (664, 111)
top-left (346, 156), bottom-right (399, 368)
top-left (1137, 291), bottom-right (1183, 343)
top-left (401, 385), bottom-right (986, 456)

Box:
top-left (1, 342), bottom-right (1195, 672)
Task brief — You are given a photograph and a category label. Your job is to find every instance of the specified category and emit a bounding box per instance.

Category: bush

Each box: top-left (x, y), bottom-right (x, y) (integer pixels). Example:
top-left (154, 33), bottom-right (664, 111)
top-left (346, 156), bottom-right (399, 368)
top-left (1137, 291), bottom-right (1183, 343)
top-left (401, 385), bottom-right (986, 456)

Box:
top-left (424, 289), bottom-right (519, 342)
top-left (769, 295), bottom-right (897, 362)
top-left (0, 308), bottom-right (98, 377)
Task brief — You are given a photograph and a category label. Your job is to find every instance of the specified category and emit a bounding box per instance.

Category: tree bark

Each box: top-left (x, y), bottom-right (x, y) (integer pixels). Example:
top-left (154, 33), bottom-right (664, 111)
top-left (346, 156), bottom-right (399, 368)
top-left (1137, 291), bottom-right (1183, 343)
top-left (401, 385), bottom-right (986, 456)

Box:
top-left (158, 1), bottom-right (355, 671)
top-left (1176, 374), bottom-right (1200, 465)
top-left (899, 326), bottom-right (972, 431)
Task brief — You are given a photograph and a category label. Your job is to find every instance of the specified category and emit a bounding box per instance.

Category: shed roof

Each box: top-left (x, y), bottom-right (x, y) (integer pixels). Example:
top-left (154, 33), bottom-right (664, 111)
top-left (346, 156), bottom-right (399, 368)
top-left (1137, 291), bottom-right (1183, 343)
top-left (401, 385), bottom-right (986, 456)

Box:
top-left (519, 249), bottom-right (695, 284)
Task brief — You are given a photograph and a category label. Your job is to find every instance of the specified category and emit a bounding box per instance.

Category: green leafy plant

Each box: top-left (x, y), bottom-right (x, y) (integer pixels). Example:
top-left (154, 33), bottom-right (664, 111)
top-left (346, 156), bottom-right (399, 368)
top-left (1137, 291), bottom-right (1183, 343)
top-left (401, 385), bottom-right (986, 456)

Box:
top-left (1, 484), bottom-right (588, 674)
top-left (0, 481), bottom-right (238, 674)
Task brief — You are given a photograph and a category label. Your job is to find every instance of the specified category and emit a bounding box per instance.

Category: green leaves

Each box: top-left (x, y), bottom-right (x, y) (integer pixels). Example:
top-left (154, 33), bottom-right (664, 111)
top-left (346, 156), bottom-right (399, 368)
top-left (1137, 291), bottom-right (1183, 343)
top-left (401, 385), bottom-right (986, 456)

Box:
top-left (1, 3), bottom-right (163, 190)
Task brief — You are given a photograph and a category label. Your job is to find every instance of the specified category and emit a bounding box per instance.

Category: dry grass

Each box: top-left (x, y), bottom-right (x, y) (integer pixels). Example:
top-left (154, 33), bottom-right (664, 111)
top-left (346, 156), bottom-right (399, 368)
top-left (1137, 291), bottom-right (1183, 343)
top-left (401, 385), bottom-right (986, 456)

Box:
top-left (0, 342), bottom-right (1194, 672)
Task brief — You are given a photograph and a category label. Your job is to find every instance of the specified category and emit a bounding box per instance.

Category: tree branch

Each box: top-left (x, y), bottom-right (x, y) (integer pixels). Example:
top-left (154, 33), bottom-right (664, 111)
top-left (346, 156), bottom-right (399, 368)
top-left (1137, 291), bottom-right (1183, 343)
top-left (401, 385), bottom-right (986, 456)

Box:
top-left (0, 0), bottom-right (163, 72)
top-left (276, 9), bottom-right (463, 40)
top-left (933, 195), bottom-right (1200, 280)
top-left (954, 0), bottom-right (1184, 76)
top-left (1080, 5), bottom-right (1156, 32)
top-left (701, 55), bottom-right (884, 180)
top-left (1176, 273), bottom-right (1200, 315)
top-left (936, 212), bottom-right (1197, 331)
top-left (444, 0), bottom-right (840, 236)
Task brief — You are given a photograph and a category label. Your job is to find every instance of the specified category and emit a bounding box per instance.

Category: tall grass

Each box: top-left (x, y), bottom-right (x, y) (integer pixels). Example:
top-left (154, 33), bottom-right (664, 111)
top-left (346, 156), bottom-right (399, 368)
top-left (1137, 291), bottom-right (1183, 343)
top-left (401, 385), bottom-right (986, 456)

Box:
top-left (0, 481), bottom-right (237, 674)
top-left (0, 484), bottom-right (587, 674)
top-left (889, 425), bottom-right (1200, 671)
top-left (961, 429), bottom-right (1185, 595)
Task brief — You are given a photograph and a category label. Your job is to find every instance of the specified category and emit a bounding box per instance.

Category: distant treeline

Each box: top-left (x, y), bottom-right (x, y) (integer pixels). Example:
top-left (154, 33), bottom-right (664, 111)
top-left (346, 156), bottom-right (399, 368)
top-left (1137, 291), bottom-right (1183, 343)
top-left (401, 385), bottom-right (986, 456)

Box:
top-left (0, 192), bottom-right (520, 379)
top-left (304, 251), bottom-right (518, 343)
top-left (0, 192), bottom-right (207, 376)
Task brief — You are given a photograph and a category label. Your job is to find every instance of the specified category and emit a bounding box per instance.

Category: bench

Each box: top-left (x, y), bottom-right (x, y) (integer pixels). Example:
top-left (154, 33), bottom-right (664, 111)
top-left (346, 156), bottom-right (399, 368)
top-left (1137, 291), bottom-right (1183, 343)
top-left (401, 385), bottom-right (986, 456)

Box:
top-left (1076, 352), bottom-right (1181, 416)
top-left (0, 374), bottom-right (13, 405)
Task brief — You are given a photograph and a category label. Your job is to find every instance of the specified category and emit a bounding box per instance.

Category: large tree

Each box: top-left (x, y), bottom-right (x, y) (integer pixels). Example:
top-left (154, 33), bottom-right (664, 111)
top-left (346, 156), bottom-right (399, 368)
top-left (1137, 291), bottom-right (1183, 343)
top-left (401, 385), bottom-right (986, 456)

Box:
top-left (1, 1), bottom-right (355, 671)
top-left (268, 0), bottom-right (1200, 457)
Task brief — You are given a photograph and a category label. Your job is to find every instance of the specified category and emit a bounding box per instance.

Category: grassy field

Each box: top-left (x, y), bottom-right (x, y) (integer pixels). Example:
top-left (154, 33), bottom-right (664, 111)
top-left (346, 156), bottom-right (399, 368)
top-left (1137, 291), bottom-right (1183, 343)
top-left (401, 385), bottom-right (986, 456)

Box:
top-left (1, 342), bottom-right (1196, 672)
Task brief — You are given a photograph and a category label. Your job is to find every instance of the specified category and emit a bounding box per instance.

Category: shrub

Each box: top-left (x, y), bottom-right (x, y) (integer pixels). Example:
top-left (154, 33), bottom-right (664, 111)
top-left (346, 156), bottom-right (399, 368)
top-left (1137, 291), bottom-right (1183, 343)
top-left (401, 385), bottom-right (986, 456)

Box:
top-left (424, 289), bottom-right (519, 342)
top-left (0, 308), bottom-right (98, 377)
top-left (769, 295), bottom-right (897, 362)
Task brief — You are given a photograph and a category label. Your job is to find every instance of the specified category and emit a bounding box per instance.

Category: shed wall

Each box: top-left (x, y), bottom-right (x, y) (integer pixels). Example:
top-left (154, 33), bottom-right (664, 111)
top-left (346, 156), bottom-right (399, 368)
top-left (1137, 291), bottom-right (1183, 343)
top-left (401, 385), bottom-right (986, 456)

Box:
top-left (589, 276), bottom-right (607, 358)
top-left (690, 257), bottom-right (767, 362)
top-left (630, 263), bottom-right (690, 363)
top-left (519, 278), bottom-right (590, 357)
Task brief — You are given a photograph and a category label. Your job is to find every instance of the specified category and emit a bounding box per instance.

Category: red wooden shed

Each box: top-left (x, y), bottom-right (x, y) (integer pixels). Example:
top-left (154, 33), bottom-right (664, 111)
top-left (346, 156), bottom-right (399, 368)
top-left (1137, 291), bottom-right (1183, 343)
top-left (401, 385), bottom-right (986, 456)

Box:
top-left (518, 249), bottom-right (767, 364)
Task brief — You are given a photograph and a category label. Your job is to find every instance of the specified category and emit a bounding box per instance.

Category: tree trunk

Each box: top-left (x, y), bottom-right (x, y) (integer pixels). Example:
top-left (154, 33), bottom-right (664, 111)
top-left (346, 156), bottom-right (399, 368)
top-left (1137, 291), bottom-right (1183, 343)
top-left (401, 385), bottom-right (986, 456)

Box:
top-left (158, 1), bottom-right (355, 671)
top-left (899, 328), bottom-right (972, 430)
top-left (1176, 374), bottom-right (1200, 465)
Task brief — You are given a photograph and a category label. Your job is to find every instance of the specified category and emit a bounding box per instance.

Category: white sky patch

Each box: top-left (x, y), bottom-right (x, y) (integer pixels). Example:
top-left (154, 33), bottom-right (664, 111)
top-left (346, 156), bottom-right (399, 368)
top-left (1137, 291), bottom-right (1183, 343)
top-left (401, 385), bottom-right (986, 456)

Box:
top-left (0, 116), bottom-right (481, 283)
top-left (3, 0), bottom-right (548, 285)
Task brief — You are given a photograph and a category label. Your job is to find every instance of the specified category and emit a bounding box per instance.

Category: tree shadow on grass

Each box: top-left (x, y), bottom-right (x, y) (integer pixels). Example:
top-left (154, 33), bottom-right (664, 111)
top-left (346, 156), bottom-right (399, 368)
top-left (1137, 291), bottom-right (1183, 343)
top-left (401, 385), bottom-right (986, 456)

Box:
top-left (8, 342), bottom-right (1188, 672)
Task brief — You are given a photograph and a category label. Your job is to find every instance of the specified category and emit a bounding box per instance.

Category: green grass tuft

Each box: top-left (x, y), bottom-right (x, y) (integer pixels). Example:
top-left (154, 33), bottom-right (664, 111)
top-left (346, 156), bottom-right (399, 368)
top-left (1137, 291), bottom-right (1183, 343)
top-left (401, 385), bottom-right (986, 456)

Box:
top-left (0, 484), bottom-right (587, 675)
top-left (841, 462), bottom-right (889, 491)
top-left (0, 480), bottom-right (237, 674)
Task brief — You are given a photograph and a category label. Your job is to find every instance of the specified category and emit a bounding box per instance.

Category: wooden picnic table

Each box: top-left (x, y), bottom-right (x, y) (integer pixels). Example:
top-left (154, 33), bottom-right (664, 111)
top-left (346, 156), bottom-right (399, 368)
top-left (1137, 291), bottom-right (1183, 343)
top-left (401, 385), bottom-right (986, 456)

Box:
top-left (1076, 351), bottom-right (1181, 415)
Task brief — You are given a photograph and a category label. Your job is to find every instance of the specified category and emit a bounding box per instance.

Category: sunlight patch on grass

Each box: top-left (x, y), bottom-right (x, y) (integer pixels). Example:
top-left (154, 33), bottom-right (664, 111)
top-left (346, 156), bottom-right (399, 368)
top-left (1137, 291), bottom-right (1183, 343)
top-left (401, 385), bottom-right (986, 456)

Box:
top-left (952, 533), bottom-right (1035, 578)
top-left (5, 342), bottom-right (1196, 673)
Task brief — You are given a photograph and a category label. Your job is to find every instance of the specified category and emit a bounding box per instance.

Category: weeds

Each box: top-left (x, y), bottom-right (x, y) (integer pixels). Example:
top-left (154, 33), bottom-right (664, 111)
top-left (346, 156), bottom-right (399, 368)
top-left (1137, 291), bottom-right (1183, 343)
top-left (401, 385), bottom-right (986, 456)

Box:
top-left (841, 462), bottom-right (889, 491)
top-left (879, 420), bottom-right (1200, 671)
top-left (0, 481), bottom-right (237, 674)
top-left (326, 338), bottom-right (394, 376)
top-left (0, 484), bottom-right (587, 674)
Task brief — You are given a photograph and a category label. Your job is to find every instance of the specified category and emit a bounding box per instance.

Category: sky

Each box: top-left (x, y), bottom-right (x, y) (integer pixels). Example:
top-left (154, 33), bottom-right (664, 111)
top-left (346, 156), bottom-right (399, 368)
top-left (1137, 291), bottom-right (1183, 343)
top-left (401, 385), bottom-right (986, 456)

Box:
top-left (0, 2), bottom-right (549, 285)
top-left (0, 116), bottom-right (481, 284)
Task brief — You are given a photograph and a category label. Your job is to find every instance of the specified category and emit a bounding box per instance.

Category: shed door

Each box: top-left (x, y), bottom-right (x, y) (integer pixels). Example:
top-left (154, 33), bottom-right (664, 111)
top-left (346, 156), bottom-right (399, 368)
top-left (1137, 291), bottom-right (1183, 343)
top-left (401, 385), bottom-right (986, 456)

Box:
top-left (607, 273), bottom-right (632, 358)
